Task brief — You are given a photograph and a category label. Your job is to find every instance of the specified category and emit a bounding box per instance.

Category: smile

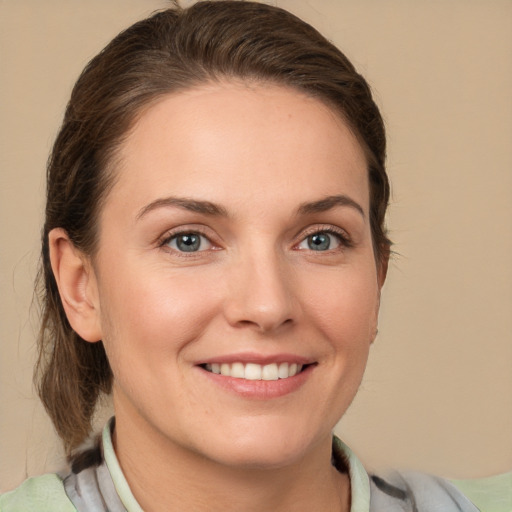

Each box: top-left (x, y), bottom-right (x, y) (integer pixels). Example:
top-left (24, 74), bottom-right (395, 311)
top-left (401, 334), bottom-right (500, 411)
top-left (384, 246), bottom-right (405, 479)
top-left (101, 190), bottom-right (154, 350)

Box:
top-left (203, 362), bottom-right (305, 381)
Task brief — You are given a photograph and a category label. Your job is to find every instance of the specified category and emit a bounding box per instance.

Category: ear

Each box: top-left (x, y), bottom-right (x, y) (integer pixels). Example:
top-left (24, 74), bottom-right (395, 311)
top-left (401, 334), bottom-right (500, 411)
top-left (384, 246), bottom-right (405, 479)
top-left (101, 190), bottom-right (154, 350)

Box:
top-left (48, 228), bottom-right (102, 342)
top-left (370, 252), bottom-right (389, 344)
top-left (377, 250), bottom-right (389, 289)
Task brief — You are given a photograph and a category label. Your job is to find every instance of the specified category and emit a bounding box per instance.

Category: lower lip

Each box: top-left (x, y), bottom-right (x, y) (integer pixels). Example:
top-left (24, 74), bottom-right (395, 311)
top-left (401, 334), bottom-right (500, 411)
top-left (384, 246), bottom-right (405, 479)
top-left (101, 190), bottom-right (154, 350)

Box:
top-left (197, 364), bottom-right (315, 399)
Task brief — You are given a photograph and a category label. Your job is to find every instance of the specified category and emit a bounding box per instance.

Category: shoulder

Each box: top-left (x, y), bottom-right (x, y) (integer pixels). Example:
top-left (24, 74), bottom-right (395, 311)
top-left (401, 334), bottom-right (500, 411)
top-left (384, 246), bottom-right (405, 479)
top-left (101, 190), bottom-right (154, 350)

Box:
top-left (451, 471), bottom-right (512, 512)
top-left (0, 474), bottom-right (76, 512)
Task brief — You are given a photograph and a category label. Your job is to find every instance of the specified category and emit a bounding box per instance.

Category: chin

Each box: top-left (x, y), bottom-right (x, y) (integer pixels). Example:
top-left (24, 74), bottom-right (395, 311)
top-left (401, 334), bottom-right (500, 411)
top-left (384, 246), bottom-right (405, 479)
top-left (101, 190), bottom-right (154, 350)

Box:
top-left (213, 445), bottom-right (305, 471)
top-left (198, 419), bottom-right (327, 470)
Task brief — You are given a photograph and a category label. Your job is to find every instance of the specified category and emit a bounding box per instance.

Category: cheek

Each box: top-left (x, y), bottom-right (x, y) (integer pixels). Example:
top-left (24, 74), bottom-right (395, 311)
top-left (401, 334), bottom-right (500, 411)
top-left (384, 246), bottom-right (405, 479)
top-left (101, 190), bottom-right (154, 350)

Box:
top-left (97, 268), bottom-right (223, 363)
top-left (301, 264), bottom-right (380, 341)
top-left (296, 265), bottom-right (377, 425)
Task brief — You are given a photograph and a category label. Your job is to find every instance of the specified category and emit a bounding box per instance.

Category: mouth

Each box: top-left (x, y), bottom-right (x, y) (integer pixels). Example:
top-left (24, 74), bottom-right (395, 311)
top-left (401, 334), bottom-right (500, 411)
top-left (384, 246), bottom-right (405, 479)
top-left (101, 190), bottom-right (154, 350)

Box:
top-left (197, 356), bottom-right (316, 399)
top-left (200, 362), bottom-right (312, 381)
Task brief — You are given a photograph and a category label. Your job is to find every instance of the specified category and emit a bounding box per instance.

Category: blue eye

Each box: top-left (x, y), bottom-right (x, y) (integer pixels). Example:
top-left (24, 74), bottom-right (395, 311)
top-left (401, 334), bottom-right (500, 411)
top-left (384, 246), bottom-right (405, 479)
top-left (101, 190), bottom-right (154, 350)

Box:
top-left (297, 231), bottom-right (343, 251)
top-left (166, 232), bottom-right (211, 252)
top-left (308, 233), bottom-right (332, 251)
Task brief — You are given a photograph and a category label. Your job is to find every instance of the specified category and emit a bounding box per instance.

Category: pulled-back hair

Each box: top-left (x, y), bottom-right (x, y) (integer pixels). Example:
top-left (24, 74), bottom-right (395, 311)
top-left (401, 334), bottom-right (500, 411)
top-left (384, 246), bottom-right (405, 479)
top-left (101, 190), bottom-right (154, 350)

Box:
top-left (36, 0), bottom-right (390, 456)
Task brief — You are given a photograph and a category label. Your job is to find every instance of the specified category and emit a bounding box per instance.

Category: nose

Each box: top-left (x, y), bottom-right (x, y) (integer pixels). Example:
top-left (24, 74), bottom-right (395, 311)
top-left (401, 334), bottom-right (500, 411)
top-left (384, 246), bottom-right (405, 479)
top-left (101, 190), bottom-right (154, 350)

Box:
top-left (223, 248), bottom-right (296, 333)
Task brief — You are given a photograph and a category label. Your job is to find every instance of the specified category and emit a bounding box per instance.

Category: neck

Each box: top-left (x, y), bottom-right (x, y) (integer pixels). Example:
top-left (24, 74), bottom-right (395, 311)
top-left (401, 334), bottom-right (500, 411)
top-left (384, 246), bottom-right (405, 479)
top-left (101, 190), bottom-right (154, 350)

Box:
top-left (113, 411), bottom-right (350, 512)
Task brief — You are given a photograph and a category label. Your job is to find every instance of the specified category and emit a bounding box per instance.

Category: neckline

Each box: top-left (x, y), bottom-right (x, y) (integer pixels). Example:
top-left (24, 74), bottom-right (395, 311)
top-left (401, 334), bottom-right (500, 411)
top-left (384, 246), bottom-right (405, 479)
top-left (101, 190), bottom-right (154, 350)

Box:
top-left (102, 417), bottom-right (371, 512)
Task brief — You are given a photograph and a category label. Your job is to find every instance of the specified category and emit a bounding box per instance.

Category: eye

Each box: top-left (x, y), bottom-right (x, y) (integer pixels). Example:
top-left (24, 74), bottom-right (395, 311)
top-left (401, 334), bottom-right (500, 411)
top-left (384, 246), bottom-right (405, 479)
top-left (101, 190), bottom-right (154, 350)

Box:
top-left (165, 232), bottom-right (212, 252)
top-left (297, 230), bottom-right (344, 251)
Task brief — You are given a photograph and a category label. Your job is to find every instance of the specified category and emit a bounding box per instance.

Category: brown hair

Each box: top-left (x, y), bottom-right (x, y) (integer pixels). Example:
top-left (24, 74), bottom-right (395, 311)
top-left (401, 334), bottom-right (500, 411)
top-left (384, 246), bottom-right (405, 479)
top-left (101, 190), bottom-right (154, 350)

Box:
top-left (36, 0), bottom-right (390, 456)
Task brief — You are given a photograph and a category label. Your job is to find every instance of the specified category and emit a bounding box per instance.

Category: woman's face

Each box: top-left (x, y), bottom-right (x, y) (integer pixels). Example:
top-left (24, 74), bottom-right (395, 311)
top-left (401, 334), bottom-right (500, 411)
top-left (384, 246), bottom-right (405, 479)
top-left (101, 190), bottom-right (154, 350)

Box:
top-left (88, 82), bottom-right (383, 468)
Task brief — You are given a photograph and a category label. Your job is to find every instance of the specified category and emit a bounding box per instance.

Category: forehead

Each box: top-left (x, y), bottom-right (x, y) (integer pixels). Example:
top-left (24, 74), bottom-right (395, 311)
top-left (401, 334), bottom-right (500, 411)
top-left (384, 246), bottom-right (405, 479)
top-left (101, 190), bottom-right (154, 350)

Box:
top-left (110, 82), bottom-right (369, 216)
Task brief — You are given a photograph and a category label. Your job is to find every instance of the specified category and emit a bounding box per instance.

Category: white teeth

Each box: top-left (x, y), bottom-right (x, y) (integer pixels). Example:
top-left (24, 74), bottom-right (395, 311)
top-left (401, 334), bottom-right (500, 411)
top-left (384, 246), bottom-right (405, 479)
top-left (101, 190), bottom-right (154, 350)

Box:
top-left (204, 361), bottom-right (305, 380)
top-left (245, 363), bottom-right (262, 380)
top-left (278, 362), bottom-right (289, 379)
top-left (231, 362), bottom-right (245, 378)
top-left (262, 363), bottom-right (279, 381)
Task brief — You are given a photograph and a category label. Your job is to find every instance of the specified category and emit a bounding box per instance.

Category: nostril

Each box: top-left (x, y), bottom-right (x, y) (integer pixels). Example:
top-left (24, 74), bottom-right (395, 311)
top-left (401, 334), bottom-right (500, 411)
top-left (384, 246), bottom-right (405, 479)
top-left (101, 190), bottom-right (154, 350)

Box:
top-left (235, 317), bottom-right (294, 333)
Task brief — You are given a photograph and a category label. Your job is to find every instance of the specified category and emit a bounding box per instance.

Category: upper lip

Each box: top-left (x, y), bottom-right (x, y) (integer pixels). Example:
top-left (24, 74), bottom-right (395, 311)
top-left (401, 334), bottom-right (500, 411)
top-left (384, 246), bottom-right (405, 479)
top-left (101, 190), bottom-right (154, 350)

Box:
top-left (196, 352), bottom-right (314, 366)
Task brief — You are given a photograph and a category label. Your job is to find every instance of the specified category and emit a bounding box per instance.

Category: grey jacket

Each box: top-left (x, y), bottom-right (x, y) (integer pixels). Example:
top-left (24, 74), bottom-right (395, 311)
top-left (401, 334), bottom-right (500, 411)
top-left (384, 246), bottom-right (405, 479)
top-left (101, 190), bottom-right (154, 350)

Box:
top-left (63, 444), bottom-right (480, 512)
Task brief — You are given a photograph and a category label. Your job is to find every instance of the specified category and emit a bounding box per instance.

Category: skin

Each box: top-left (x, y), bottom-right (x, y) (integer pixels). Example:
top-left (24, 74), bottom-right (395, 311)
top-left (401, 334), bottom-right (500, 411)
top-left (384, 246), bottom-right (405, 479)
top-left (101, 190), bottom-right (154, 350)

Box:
top-left (50, 82), bottom-right (386, 511)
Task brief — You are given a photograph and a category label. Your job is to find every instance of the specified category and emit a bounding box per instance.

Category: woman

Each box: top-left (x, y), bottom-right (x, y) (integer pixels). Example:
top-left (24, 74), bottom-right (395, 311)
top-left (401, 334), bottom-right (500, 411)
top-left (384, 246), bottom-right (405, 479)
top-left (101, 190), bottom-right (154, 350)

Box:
top-left (0, 2), bottom-right (501, 510)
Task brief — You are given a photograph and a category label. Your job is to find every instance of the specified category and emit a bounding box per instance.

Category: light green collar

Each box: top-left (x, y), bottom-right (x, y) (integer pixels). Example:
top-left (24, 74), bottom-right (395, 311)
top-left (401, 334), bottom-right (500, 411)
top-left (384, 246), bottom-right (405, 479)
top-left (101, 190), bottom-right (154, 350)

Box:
top-left (102, 419), bottom-right (144, 512)
top-left (333, 436), bottom-right (371, 512)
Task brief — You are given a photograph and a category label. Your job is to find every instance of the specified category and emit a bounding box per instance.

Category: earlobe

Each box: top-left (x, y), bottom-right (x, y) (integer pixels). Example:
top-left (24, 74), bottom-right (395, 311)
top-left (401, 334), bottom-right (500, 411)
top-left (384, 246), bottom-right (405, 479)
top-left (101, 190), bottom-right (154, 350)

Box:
top-left (370, 257), bottom-right (388, 345)
top-left (48, 228), bottom-right (102, 342)
top-left (370, 294), bottom-right (380, 345)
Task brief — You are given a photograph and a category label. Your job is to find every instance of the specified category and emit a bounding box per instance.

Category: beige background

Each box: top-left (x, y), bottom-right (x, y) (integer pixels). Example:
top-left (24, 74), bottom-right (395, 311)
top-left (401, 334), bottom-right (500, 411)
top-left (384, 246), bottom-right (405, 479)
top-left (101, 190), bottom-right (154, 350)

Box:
top-left (1, 0), bottom-right (511, 492)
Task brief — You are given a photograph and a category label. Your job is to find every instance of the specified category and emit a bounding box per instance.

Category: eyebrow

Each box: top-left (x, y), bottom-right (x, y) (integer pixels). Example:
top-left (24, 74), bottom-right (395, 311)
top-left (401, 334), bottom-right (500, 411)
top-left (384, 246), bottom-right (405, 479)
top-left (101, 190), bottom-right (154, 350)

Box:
top-left (136, 196), bottom-right (229, 220)
top-left (297, 195), bottom-right (365, 218)
top-left (136, 194), bottom-right (364, 221)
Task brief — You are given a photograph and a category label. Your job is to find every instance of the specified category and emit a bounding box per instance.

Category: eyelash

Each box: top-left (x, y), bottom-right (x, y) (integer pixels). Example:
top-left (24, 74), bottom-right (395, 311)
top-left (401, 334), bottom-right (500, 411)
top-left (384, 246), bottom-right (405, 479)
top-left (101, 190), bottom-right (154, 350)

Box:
top-left (295, 225), bottom-right (353, 251)
top-left (159, 227), bottom-right (216, 255)
top-left (158, 225), bottom-right (352, 255)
